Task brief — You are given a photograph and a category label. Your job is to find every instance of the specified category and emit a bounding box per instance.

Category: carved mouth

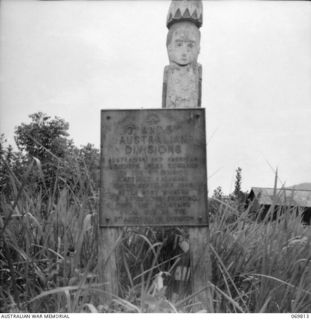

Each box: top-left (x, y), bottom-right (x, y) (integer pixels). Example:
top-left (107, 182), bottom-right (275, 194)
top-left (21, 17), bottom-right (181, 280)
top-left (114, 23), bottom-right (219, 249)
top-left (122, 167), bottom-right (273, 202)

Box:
top-left (176, 61), bottom-right (189, 66)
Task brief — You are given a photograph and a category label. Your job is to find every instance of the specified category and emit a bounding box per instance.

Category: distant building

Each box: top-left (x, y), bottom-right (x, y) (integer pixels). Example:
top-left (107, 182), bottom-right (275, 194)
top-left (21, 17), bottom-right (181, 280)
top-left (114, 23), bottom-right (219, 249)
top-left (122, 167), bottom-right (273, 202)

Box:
top-left (247, 187), bottom-right (311, 224)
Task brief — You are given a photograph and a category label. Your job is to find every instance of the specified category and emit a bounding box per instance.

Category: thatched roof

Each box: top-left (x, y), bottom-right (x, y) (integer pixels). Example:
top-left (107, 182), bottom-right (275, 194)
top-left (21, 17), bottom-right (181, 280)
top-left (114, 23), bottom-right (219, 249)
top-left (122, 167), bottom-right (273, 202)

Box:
top-left (249, 187), bottom-right (311, 207)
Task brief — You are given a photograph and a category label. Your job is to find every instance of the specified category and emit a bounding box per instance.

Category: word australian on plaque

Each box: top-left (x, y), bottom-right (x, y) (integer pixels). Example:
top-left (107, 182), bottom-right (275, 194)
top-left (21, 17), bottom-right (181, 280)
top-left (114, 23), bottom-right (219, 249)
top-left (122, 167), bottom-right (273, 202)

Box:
top-left (100, 109), bottom-right (208, 227)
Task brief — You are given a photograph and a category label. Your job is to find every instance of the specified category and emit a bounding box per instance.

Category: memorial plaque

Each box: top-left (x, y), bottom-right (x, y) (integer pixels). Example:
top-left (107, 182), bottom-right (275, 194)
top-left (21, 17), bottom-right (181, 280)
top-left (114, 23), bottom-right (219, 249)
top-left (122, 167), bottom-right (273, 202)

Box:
top-left (100, 109), bottom-right (207, 227)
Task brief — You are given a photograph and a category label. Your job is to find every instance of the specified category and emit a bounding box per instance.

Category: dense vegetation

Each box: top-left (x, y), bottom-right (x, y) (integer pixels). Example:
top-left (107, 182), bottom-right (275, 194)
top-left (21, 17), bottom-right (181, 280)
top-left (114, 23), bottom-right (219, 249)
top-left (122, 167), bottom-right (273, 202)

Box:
top-left (1, 113), bottom-right (310, 313)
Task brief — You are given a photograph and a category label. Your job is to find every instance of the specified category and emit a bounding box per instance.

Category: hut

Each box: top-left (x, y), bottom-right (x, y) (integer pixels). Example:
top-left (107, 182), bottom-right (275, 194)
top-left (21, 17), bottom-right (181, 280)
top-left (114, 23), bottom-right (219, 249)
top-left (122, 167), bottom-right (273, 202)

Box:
top-left (247, 187), bottom-right (311, 224)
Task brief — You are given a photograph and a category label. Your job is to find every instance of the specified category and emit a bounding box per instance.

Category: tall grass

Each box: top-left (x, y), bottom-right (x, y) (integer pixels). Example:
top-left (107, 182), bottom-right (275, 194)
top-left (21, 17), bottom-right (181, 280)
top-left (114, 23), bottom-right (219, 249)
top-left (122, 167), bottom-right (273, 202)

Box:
top-left (1, 156), bottom-right (310, 312)
top-left (209, 201), bottom-right (311, 312)
top-left (0, 155), bottom-right (98, 312)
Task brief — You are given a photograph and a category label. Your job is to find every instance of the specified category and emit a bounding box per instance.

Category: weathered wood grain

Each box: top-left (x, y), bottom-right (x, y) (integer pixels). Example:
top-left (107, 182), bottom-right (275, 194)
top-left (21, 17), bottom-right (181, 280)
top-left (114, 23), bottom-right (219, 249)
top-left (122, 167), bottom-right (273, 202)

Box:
top-left (189, 227), bottom-right (211, 311)
top-left (98, 227), bottom-right (121, 305)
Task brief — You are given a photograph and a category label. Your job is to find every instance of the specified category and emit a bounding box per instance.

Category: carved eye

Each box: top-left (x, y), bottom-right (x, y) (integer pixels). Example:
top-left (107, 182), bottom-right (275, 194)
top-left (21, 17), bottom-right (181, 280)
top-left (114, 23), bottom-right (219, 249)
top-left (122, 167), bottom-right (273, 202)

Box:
top-left (188, 43), bottom-right (194, 49)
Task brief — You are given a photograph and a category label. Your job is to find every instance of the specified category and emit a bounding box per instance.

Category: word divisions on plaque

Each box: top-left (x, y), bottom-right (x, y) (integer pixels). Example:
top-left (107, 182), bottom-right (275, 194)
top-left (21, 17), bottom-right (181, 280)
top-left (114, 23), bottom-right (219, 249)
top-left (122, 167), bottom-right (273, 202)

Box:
top-left (100, 109), bottom-right (207, 227)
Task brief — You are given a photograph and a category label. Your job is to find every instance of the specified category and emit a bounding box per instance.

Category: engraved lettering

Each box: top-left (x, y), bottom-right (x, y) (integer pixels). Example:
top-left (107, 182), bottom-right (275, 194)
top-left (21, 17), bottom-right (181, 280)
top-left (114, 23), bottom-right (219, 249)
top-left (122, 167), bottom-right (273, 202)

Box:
top-left (101, 110), bottom-right (207, 227)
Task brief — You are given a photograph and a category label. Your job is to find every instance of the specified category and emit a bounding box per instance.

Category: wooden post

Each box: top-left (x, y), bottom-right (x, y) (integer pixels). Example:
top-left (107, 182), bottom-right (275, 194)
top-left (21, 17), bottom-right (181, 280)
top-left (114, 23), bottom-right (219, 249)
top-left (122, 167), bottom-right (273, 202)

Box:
top-left (189, 227), bottom-right (211, 312)
top-left (162, 1), bottom-right (210, 311)
top-left (98, 227), bottom-right (121, 305)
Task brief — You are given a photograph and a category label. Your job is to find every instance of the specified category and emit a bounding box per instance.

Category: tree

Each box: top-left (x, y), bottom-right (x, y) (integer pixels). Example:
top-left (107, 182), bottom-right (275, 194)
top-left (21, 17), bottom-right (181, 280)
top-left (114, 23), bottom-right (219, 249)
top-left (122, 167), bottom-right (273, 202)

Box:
top-left (0, 135), bottom-right (15, 197)
top-left (0, 134), bottom-right (6, 158)
top-left (78, 143), bottom-right (100, 189)
top-left (209, 186), bottom-right (224, 218)
top-left (15, 112), bottom-right (71, 161)
top-left (14, 112), bottom-right (73, 190)
top-left (232, 167), bottom-right (247, 212)
top-left (233, 167), bottom-right (242, 199)
top-left (212, 186), bottom-right (223, 200)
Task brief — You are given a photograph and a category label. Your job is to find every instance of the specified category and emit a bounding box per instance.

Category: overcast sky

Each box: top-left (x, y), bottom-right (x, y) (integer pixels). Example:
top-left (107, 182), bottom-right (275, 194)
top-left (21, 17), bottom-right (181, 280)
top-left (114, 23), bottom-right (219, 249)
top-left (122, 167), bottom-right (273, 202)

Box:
top-left (1, 0), bottom-right (311, 193)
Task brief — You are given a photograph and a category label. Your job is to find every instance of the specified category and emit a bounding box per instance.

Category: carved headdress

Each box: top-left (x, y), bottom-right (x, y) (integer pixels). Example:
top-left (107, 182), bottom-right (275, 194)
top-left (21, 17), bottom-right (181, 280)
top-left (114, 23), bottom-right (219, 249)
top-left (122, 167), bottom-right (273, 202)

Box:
top-left (166, 0), bottom-right (203, 29)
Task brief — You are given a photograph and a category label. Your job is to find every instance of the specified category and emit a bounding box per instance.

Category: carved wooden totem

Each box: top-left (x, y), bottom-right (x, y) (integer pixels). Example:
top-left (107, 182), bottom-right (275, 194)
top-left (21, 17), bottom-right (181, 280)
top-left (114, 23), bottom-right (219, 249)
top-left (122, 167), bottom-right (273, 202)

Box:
top-left (162, 1), bottom-right (210, 311)
top-left (162, 0), bottom-right (203, 109)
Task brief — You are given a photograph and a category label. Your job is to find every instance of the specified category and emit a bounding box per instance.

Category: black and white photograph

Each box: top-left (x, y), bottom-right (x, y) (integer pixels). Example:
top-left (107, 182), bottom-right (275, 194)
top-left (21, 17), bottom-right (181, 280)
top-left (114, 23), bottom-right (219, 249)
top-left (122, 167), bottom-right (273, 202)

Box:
top-left (0, 0), bottom-right (311, 314)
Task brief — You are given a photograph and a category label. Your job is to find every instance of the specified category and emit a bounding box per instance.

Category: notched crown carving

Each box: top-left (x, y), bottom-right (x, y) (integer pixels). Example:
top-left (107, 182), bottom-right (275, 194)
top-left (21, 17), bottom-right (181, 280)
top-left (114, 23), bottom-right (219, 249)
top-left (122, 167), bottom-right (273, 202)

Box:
top-left (167, 0), bottom-right (203, 29)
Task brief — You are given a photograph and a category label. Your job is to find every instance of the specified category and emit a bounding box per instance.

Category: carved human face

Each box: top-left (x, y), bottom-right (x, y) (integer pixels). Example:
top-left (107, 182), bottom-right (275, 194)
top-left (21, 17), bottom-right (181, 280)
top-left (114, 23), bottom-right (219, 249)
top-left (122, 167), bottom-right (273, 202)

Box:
top-left (167, 22), bottom-right (200, 66)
